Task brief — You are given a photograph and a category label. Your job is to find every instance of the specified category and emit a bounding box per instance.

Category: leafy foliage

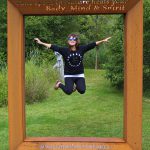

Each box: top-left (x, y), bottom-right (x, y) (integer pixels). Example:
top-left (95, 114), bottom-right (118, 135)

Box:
top-left (79, 15), bottom-right (119, 69)
top-left (25, 15), bottom-right (118, 67)
top-left (25, 16), bottom-right (81, 63)
top-left (143, 0), bottom-right (150, 93)
top-left (105, 0), bottom-right (150, 92)
top-left (0, 2), bottom-right (7, 69)
top-left (105, 16), bottom-right (124, 89)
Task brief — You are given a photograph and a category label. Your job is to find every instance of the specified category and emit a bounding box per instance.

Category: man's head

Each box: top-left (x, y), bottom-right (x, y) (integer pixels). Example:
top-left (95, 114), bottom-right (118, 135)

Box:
top-left (67, 34), bottom-right (80, 47)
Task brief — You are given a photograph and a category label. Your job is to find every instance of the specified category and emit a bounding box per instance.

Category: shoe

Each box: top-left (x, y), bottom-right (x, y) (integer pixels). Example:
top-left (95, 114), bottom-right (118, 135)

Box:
top-left (54, 80), bottom-right (61, 90)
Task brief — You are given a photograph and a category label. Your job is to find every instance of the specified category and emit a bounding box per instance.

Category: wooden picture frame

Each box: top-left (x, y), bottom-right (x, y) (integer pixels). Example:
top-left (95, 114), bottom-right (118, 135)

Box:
top-left (7, 0), bottom-right (143, 150)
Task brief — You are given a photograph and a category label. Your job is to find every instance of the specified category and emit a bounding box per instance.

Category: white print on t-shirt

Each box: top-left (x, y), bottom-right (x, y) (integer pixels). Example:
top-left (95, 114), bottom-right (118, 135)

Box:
top-left (67, 52), bottom-right (82, 67)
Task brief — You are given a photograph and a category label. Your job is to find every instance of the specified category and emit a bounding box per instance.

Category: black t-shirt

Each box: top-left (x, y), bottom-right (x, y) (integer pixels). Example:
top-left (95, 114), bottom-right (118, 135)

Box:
top-left (51, 42), bottom-right (97, 75)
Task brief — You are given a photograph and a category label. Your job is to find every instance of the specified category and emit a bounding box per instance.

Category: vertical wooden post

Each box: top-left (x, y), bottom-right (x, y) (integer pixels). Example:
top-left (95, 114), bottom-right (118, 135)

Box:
top-left (124, 0), bottom-right (143, 150)
top-left (7, 1), bottom-right (25, 150)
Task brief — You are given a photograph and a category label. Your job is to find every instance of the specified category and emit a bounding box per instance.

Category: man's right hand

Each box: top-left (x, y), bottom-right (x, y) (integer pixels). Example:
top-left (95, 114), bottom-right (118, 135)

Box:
top-left (34, 38), bottom-right (51, 49)
top-left (34, 38), bottom-right (42, 44)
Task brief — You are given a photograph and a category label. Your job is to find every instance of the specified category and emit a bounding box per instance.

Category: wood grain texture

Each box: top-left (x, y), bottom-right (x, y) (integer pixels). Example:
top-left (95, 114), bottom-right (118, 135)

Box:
top-left (7, 0), bottom-right (143, 150)
top-left (8, 0), bottom-right (140, 15)
top-left (24, 137), bottom-right (125, 142)
top-left (124, 0), bottom-right (143, 150)
top-left (8, 1), bottom-right (25, 150)
top-left (17, 142), bottom-right (133, 150)
top-left (126, 0), bottom-right (140, 11)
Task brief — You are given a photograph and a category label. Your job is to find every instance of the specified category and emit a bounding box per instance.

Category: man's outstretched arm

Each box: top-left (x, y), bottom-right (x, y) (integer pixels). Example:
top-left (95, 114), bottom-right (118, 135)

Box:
top-left (96, 37), bottom-right (111, 46)
top-left (34, 38), bottom-right (51, 49)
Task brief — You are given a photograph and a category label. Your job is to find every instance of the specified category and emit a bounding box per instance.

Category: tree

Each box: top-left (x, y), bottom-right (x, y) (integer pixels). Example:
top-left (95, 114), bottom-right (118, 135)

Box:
top-left (79, 15), bottom-right (117, 69)
top-left (143, 0), bottom-right (150, 94)
top-left (0, 1), bottom-right (7, 69)
top-left (105, 0), bottom-right (150, 93)
top-left (105, 16), bottom-right (124, 89)
top-left (25, 15), bottom-right (81, 64)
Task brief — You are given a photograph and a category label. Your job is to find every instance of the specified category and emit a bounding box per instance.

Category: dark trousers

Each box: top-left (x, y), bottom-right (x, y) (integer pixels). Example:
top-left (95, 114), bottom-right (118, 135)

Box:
top-left (59, 77), bottom-right (86, 95)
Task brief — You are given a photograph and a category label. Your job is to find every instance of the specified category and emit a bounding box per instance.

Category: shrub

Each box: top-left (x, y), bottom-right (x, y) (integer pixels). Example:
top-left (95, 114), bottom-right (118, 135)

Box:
top-left (0, 70), bottom-right (7, 107)
top-left (25, 60), bottom-right (58, 104)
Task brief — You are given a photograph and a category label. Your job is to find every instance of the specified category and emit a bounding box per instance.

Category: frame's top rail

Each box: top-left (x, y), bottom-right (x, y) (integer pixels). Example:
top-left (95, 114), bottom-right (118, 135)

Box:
top-left (8, 0), bottom-right (139, 15)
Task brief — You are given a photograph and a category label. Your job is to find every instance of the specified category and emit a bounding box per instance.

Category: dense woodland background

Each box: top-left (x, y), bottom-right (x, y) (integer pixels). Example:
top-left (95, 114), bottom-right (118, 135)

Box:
top-left (0, 0), bottom-right (150, 106)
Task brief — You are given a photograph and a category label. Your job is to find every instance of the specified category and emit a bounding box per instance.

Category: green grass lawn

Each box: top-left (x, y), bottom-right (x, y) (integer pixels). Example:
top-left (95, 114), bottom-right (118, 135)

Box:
top-left (26, 69), bottom-right (123, 137)
top-left (142, 97), bottom-right (150, 150)
top-left (0, 69), bottom-right (150, 150)
top-left (0, 106), bottom-right (8, 150)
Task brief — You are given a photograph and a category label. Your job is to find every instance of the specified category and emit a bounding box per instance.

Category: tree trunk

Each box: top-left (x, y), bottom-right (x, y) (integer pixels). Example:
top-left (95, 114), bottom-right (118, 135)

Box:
top-left (95, 15), bottom-right (100, 70)
top-left (95, 46), bottom-right (99, 70)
